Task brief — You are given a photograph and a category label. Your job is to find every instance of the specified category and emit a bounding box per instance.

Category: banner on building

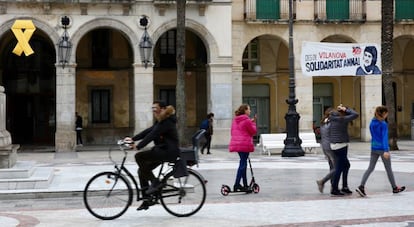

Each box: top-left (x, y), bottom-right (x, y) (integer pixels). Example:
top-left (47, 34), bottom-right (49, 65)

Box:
top-left (301, 42), bottom-right (382, 77)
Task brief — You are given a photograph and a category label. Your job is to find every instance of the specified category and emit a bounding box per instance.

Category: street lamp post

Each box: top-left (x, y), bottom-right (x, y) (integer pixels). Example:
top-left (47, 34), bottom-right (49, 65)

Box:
top-left (281, 0), bottom-right (305, 157)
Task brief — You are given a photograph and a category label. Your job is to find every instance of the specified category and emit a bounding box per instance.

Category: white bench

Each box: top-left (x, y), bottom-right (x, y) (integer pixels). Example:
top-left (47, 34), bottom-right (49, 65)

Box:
top-left (300, 132), bottom-right (320, 153)
top-left (257, 132), bottom-right (320, 156)
top-left (257, 133), bottom-right (285, 156)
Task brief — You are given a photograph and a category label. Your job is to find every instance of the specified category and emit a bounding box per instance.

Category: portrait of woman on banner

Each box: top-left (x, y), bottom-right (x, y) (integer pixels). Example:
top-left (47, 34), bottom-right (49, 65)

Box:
top-left (356, 46), bottom-right (382, 76)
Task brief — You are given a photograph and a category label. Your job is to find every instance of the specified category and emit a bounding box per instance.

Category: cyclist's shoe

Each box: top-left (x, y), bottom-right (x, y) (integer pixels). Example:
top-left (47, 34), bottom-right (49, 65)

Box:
top-left (393, 186), bottom-right (406, 194)
top-left (136, 199), bottom-right (158, 211)
top-left (146, 179), bottom-right (163, 194)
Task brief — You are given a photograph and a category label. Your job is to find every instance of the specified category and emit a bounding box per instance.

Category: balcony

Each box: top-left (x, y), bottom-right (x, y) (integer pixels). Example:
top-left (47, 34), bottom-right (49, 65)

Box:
top-left (395, 0), bottom-right (414, 22)
top-left (314, 0), bottom-right (366, 24)
top-left (0, 0), bottom-right (133, 3)
top-left (244, 0), bottom-right (293, 23)
top-left (153, 0), bottom-right (213, 16)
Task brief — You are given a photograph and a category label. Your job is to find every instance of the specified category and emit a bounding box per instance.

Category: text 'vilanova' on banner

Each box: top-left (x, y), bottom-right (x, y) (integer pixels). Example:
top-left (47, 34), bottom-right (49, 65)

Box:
top-left (301, 42), bottom-right (382, 77)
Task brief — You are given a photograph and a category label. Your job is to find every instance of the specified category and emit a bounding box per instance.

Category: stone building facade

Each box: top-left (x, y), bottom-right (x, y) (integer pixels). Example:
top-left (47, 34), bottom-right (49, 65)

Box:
top-left (0, 0), bottom-right (414, 152)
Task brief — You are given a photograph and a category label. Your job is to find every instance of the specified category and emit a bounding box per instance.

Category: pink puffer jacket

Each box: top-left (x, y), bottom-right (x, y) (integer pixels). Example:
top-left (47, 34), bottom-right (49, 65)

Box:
top-left (229, 114), bottom-right (257, 152)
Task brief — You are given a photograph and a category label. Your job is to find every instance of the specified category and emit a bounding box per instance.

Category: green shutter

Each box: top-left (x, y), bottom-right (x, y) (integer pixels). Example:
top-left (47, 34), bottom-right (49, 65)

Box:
top-left (256, 0), bottom-right (280, 20)
top-left (396, 0), bottom-right (414, 20)
top-left (326, 0), bottom-right (349, 20)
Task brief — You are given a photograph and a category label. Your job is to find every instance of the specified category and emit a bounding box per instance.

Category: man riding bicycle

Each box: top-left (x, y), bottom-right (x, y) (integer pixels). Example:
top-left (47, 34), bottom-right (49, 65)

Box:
top-left (124, 100), bottom-right (180, 211)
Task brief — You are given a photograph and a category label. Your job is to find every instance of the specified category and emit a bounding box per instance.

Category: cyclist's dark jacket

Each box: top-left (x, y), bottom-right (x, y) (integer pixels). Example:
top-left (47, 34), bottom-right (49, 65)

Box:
top-left (132, 105), bottom-right (180, 161)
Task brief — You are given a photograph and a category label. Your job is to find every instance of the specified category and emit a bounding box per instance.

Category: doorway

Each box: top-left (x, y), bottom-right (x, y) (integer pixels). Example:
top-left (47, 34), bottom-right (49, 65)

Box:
top-left (2, 35), bottom-right (56, 145)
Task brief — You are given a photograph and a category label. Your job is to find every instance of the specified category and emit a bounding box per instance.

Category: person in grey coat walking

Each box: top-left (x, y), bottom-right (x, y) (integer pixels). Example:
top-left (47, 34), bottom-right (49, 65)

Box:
top-left (316, 107), bottom-right (336, 193)
top-left (329, 104), bottom-right (359, 196)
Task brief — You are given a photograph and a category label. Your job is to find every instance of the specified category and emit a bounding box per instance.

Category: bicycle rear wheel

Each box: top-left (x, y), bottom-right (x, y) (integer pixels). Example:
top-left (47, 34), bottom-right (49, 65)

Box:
top-left (160, 169), bottom-right (206, 217)
top-left (83, 171), bottom-right (133, 220)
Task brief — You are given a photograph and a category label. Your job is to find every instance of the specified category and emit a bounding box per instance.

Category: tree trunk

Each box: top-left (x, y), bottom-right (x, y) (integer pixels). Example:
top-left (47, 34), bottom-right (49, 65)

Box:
top-left (176, 0), bottom-right (187, 146)
top-left (381, 0), bottom-right (398, 150)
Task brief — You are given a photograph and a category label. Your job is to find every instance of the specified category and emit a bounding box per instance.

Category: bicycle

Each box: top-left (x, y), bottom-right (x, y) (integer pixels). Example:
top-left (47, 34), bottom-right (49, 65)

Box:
top-left (83, 137), bottom-right (207, 220)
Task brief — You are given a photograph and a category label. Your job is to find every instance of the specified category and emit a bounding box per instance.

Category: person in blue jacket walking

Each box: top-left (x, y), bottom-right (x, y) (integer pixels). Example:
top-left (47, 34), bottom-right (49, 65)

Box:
top-left (356, 106), bottom-right (406, 197)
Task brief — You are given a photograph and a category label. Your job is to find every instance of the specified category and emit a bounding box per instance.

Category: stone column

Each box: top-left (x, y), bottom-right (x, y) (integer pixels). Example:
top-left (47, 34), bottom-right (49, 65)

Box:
top-left (360, 75), bottom-right (382, 141)
top-left (295, 70), bottom-right (314, 132)
top-left (0, 86), bottom-right (18, 168)
top-left (55, 64), bottom-right (77, 152)
top-left (133, 63), bottom-right (154, 135)
top-left (207, 60), bottom-right (233, 147)
top-left (232, 65), bottom-right (243, 112)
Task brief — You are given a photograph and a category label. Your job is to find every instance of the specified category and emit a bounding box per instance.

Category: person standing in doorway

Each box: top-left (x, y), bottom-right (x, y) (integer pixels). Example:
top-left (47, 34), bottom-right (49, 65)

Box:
top-left (229, 104), bottom-right (257, 192)
top-left (75, 112), bottom-right (83, 146)
top-left (329, 104), bottom-right (359, 196)
top-left (356, 106), bottom-right (406, 197)
top-left (200, 112), bottom-right (214, 154)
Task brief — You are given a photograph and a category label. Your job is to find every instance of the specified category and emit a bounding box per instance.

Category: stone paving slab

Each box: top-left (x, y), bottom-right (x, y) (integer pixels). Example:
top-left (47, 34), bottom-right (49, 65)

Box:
top-left (1, 140), bottom-right (414, 226)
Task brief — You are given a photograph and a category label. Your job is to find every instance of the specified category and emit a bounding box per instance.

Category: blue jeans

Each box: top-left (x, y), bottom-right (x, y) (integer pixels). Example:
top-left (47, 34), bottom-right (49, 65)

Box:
top-left (235, 152), bottom-right (249, 187)
top-left (332, 146), bottom-right (350, 191)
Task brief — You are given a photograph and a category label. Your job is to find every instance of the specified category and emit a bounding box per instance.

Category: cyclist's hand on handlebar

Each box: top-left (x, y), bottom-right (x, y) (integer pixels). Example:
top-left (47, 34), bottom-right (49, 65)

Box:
top-left (123, 137), bottom-right (135, 149)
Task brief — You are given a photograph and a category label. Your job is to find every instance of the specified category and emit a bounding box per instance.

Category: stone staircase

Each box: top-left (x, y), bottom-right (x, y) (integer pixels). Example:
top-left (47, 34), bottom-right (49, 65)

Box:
top-left (0, 161), bottom-right (54, 190)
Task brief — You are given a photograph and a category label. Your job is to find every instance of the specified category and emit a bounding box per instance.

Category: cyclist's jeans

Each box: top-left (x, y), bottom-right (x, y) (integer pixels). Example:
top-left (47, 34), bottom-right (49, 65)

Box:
top-left (135, 149), bottom-right (164, 196)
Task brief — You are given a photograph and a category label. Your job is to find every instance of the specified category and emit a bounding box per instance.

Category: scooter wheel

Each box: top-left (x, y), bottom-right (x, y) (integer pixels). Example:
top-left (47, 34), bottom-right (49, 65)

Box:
top-left (252, 183), bottom-right (260, 193)
top-left (221, 185), bottom-right (231, 196)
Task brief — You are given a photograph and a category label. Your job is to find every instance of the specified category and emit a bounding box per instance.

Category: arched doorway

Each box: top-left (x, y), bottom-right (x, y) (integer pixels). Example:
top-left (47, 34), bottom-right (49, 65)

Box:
top-left (76, 28), bottom-right (133, 144)
top-left (1, 31), bottom-right (56, 145)
top-left (153, 29), bottom-right (208, 129)
top-left (241, 35), bottom-right (288, 137)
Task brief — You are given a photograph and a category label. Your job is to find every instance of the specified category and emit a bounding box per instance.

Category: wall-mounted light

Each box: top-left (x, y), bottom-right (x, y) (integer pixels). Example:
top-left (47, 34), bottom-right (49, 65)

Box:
top-left (139, 16), bottom-right (153, 69)
top-left (57, 16), bottom-right (72, 69)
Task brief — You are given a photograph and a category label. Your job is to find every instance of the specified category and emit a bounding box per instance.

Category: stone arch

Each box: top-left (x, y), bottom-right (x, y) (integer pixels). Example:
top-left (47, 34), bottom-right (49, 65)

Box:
top-left (151, 18), bottom-right (219, 63)
top-left (394, 35), bottom-right (414, 72)
top-left (70, 18), bottom-right (139, 64)
top-left (320, 35), bottom-right (356, 43)
top-left (238, 34), bottom-right (287, 73)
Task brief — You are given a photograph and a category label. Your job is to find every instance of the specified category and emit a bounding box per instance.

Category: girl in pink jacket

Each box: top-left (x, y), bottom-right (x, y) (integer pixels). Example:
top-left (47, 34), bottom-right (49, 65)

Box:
top-left (229, 104), bottom-right (257, 191)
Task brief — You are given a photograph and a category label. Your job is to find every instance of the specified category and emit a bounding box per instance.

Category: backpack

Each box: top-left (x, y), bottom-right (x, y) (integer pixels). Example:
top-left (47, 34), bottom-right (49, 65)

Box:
top-left (200, 119), bottom-right (209, 130)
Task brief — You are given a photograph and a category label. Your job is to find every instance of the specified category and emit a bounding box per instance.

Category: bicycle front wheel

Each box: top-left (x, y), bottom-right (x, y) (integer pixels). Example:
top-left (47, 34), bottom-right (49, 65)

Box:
top-left (83, 171), bottom-right (133, 220)
top-left (160, 169), bottom-right (206, 217)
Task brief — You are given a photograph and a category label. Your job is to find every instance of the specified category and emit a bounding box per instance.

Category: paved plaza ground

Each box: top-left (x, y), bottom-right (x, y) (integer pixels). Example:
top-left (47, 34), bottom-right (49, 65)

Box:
top-left (1, 140), bottom-right (414, 226)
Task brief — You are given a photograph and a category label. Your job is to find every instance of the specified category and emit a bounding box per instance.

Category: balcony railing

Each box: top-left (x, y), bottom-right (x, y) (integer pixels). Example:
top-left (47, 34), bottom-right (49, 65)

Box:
top-left (244, 0), bottom-right (293, 22)
top-left (314, 0), bottom-right (366, 23)
top-left (0, 0), bottom-right (133, 3)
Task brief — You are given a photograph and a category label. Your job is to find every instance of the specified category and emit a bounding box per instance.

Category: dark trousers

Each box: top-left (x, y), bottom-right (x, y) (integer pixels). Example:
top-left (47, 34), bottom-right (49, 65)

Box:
top-left (201, 134), bottom-right (212, 153)
top-left (332, 146), bottom-right (350, 191)
top-left (134, 148), bottom-right (170, 196)
top-left (76, 130), bottom-right (83, 145)
top-left (235, 152), bottom-right (250, 187)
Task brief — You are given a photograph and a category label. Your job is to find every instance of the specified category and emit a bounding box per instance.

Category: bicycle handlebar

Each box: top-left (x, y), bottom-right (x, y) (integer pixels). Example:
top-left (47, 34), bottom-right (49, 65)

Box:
top-left (117, 139), bottom-right (134, 149)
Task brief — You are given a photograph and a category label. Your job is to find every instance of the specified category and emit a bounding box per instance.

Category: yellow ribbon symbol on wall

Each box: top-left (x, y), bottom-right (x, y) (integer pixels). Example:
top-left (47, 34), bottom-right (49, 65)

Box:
top-left (11, 20), bottom-right (36, 56)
